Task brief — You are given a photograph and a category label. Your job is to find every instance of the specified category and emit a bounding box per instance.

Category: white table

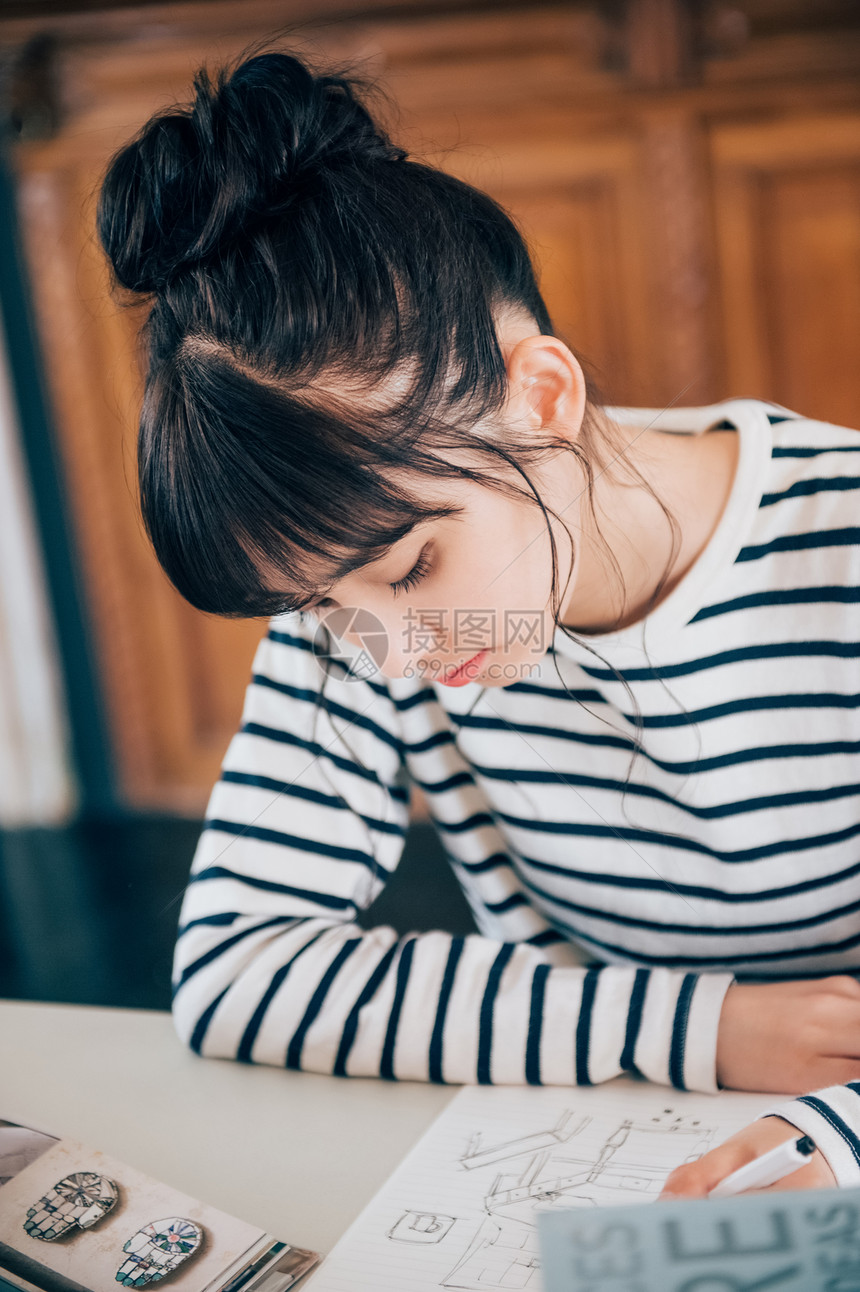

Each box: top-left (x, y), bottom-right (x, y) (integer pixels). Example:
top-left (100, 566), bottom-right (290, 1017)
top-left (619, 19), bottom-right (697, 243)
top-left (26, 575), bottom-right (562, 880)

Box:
top-left (0, 1000), bottom-right (456, 1258)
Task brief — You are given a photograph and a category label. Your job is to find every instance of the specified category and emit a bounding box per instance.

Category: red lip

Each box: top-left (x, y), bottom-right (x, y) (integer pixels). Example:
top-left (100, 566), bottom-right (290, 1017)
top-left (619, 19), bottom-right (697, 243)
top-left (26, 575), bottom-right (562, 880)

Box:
top-left (438, 649), bottom-right (490, 687)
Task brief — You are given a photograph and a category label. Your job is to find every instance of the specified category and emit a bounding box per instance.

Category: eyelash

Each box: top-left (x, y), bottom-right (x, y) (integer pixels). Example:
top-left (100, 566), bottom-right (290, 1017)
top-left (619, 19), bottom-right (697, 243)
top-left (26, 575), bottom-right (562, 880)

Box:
top-left (390, 545), bottom-right (433, 597)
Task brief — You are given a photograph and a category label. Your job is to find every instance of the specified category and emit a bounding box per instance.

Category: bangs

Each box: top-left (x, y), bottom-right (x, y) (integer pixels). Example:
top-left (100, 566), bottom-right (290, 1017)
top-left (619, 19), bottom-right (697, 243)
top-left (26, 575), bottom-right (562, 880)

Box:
top-left (139, 343), bottom-right (465, 616)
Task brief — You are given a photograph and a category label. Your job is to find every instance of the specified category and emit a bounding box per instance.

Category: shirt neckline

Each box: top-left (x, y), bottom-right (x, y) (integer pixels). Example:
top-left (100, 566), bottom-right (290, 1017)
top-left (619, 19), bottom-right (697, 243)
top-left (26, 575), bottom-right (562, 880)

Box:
top-left (552, 398), bottom-right (773, 660)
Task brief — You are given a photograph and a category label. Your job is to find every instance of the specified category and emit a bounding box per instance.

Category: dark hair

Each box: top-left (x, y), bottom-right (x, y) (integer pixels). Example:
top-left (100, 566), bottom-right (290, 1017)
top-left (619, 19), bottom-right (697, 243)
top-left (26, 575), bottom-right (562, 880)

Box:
top-left (98, 48), bottom-right (653, 626)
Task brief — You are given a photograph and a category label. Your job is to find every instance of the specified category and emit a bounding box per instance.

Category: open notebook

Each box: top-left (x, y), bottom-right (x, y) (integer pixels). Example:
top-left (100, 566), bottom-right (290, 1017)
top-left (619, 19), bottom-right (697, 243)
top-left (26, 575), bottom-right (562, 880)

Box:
top-left (304, 1080), bottom-right (781, 1291)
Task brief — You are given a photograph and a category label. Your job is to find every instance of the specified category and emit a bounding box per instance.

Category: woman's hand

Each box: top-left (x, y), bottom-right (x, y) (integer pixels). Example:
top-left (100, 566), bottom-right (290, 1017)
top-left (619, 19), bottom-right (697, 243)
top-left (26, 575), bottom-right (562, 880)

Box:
top-left (716, 976), bottom-right (860, 1092)
top-left (659, 1116), bottom-right (835, 1199)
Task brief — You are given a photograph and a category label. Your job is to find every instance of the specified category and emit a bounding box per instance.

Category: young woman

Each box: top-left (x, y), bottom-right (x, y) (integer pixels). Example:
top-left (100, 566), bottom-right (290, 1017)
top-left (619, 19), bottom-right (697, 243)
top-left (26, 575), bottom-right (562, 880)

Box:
top-left (98, 50), bottom-right (860, 1197)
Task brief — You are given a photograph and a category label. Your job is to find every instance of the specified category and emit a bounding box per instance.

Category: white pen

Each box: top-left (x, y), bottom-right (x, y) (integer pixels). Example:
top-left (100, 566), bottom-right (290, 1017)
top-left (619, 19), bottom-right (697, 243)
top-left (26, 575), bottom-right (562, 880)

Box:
top-left (708, 1134), bottom-right (816, 1198)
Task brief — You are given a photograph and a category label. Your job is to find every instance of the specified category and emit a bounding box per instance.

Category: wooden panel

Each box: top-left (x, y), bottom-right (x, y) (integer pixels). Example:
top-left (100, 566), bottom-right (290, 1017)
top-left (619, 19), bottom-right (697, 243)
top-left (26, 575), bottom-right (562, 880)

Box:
top-left (4, 8), bottom-right (646, 812)
top-left (710, 112), bottom-right (860, 425)
top-left (4, 1), bottom-right (860, 813)
top-left (13, 159), bottom-right (265, 811)
top-left (478, 145), bottom-right (655, 406)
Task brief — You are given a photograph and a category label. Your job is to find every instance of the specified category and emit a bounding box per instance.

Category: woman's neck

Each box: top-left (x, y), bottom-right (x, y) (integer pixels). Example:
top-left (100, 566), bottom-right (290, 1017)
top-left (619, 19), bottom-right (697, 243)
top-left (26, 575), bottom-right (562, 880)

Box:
top-left (560, 421), bottom-right (739, 636)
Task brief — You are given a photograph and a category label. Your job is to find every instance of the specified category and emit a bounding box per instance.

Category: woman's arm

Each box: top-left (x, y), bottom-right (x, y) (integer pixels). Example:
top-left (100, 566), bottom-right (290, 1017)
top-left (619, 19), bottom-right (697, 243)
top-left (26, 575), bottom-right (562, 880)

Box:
top-left (172, 616), bottom-right (734, 1087)
top-left (663, 978), bottom-right (860, 1193)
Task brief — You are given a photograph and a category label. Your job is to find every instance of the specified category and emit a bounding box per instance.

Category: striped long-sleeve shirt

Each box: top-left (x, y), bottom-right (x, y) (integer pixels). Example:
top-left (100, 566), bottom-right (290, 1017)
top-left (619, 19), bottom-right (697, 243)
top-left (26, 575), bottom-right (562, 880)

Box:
top-left (172, 397), bottom-right (860, 1183)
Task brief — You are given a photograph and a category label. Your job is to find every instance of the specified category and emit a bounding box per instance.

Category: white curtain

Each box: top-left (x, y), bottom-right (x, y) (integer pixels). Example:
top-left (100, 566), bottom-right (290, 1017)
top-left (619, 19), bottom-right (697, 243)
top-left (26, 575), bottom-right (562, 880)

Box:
top-left (0, 309), bottom-right (76, 824)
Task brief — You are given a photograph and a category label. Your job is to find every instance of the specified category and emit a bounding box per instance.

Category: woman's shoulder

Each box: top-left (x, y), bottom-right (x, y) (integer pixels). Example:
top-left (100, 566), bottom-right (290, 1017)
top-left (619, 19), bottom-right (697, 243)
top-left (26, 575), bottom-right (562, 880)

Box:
top-left (742, 401), bottom-right (860, 547)
top-left (748, 397), bottom-right (860, 447)
top-left (753, 401), bottom-right (860, 487)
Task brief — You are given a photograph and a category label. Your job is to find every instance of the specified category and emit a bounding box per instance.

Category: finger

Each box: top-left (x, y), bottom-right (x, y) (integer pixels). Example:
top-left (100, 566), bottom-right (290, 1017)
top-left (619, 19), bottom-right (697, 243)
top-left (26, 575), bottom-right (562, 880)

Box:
top-left (659, 1144), bottom-right (750, 1200)
top-left (660, 1118), bottom-right (805, 1200)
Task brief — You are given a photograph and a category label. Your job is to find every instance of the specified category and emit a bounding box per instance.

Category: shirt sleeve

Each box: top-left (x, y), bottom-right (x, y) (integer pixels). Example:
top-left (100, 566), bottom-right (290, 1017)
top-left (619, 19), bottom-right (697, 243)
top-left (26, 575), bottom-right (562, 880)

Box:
top-left (758, 1087), bottom-right (860, 1187)
top-left (171, 613), bottom-right (735, 1089)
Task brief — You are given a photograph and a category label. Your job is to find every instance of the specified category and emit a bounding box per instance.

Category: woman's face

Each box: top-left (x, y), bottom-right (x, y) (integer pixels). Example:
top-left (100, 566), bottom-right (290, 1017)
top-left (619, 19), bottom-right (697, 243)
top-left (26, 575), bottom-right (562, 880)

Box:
top-left (306, 463), bottom-right (583, 689)
top-left (299, 320), bottom-right (590, 686)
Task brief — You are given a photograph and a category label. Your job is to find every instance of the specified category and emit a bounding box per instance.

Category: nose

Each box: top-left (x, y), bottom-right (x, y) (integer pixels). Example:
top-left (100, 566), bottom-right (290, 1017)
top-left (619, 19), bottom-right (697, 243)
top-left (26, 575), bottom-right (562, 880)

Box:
top-left (316, 601), bottom-right (463, 681)
top-left (367, 608), bottom-right (454, 678)
top-left (387, 608), bottom-right (449, 678)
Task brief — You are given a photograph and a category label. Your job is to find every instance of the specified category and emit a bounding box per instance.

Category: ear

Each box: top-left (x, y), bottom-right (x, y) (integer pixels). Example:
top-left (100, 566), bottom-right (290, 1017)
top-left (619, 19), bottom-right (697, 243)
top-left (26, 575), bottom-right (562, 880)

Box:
top-left (504, 335), bottom-right (586, 440)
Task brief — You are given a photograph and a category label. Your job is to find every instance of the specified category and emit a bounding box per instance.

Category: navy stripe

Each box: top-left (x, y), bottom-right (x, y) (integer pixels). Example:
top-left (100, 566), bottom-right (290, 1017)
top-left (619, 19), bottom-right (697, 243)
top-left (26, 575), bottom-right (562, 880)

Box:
top-left (177, 912), bottom-right (240, 938)
top-left (692, 587), bottom-right (860, 623)
top-left (237, 928), bottom-right (327, 1062)
top-left (268, 627), bottom-right (316, 652)
top-left (272, 629), bottom-right (409, 707)
top-left (760, 476), bottom-right (860, 507)
top-left (285, 938), bottom-right (361, 1070)
top-left (575, 968), bottom-right (600, 1085)
top-left (408, 729), bottom-right (457, 756)
top-left (389, 686), bottom-right (439, 713)
top-left (737, 528), bottom-right (860, 562)
top-left (795, 1095), bottom-right (860, 1168)
top-left (485, 893), bottom-right (530, 915)
top-left (380, 938), bottom-right (416, 1079)
top-left (503, 688), bottom-right (860, 728)
top-left (451, 712), bottom-right (860, 775)
top-left (516, 845), bottom-right (860, 906)
top-left (473, 761), bottom-right (860, 823)
top-left (435, 810), bottom-right (498, 835)
top-left (629, 692), bottom-right (859, 730)
top-left (221, 769), bottom-right (409, 818)
top-left (413, 770), bottom-right (475, 795)
top-left (477, 944), bottom-right (516, 1084)
top-left (552, 919), bottom-right (860, 969)
top-left (620, 969), bottom-right (649, 1074)
top-left (458, 851), bottom-right (515, 877)
top-left (429, 939), bottom-right (464, 1083)
top-left (525, 964), bottom-right (550, 1086)
top-left (204, 819), bottom-right (380, 868)
top-left (333, 943), bottom-right (399, 1077)
top-left (188, 986), bottom-right (230, 1055)
top-left (578, 639), bottom-right (860, 682)
top-left (190, 864), bottom-right (354, 911)
top-left (498, 682), bottom-right (608, 705)
top-left (251, 673), bottom-right (404, 755)
top-left (772, 445), bottom-right (860, 457)
top-left (241, 722), bottom-right (389, 786)
top-left (668, 975), bottom-right (696, 1090)
top-left (517, 865), bottom-right (860, 939)
top-left (526, 929), bottom-right (566, 947)
top-left (502, 811), bottom-right (860, 866)
top-left (175, 915), bottom-right (298, 991)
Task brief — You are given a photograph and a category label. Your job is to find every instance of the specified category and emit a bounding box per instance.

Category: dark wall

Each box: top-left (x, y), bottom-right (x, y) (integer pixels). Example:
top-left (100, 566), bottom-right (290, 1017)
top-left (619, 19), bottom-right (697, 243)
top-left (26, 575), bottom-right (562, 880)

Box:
top-left (0, 819), bottom-right (476, 1008)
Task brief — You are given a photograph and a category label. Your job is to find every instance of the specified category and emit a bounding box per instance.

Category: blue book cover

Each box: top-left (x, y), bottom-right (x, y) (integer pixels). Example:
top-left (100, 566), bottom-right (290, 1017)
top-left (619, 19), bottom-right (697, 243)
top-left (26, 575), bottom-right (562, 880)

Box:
top-left (539, 1185), bottom-right (860, 1291)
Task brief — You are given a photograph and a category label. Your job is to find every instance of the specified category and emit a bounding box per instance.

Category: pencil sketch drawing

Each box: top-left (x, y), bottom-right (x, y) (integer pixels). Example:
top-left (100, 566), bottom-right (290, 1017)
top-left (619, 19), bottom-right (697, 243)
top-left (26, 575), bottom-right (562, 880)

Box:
top-left (460, 1110), bottom-right (591, 1171)
top-left (389, 1211), bottom-right (457, 1244)
top-left (388, 1106), bottom-right (717, 1291)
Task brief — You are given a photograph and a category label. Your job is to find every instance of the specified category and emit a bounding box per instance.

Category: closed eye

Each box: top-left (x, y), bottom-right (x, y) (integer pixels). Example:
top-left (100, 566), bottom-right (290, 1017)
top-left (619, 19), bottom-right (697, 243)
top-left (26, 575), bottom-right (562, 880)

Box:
top-left (390, 542), bottom-right (433, 597)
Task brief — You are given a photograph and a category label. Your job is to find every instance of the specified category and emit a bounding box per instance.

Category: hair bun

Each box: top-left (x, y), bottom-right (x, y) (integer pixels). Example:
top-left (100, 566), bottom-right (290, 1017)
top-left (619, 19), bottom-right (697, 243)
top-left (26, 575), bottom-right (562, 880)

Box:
top-left (98, 51), bottom-right (406, 294)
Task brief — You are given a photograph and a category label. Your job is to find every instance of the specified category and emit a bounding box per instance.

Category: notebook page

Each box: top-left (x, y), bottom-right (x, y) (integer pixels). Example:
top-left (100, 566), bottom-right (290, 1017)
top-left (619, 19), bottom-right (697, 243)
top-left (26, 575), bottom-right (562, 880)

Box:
top-left (305, 1081), bottom-right (780, 1292)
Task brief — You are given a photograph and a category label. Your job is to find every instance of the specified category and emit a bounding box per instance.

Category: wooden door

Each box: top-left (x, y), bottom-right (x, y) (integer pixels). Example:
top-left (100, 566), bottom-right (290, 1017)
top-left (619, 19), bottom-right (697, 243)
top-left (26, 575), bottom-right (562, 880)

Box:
top-left (710, 110), bottom-right (860, 427)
